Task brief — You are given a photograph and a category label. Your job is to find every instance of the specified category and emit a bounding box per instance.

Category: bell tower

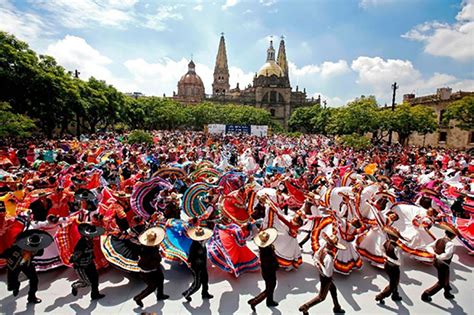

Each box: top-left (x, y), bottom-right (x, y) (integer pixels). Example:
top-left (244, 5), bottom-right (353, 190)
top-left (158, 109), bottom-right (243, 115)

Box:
top-left (212, 33), bottom-right (230, 96)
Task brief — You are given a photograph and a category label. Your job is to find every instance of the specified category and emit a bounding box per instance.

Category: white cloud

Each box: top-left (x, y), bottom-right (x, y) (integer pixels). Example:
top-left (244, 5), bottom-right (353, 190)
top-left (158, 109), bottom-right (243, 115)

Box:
top-left (46, 35), bottom-right (113, 81)
top-left (0, 0), bottom-right (48, 42)
top-left (359, 0), bottom-right (395, 9)
top-left (144, 5), bottom-right (183, 31)
top-left (351, 56), bottom-right (473, 103)
top-left (222, 0), bottom-right (238, 10)
top-left (31, 0), bottom-right (135, 29)
top-left (320, 60), bottom-right (350, 78)
top-left (193, 4), bottom-right (203, 11)
top-left (402, 0), bottom-right (474, 61)
top-left (229, 66), bottom-right (254, 89)
top-left (259, 0), bottom-right (277, 6)
top-left (313, 92), bottom-right (345, 107)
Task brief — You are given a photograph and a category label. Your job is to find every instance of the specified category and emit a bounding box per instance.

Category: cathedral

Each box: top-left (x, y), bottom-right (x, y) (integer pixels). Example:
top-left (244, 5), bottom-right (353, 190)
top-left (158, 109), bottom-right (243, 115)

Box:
top-left (174, 34), bottom-right (317, 126)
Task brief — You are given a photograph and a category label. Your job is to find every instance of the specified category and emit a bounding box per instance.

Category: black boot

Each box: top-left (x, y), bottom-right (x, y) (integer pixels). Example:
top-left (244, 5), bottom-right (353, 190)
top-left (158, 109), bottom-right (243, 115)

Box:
top-left (333, 306), bottom-right (345, 314)
top-left (202, 292), bottom-right (214, 299)
top-left (91, 292), bottom-right (105, 300)
top-left (27, 295), bottom-right (42, 304)
top-left (421, 293), bottom-right (432, 302)
top-left (267, 300), bottom-right (279, 307)
top-left (133, 296), bottom-right (143, 307)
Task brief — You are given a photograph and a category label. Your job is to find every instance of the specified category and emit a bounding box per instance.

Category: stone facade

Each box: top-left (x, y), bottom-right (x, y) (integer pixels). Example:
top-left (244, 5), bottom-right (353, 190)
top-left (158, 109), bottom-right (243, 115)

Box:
top-left (404, 88), bottom-right (474, 149)
top-left (173, 60), bottom-right (205, 104)
top-left (173, 35), bottom-right (317, 127)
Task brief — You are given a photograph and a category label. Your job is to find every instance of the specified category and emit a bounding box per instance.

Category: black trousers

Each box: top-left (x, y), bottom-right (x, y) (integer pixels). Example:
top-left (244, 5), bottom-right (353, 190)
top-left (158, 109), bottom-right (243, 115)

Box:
top-left (72, 264), bottom-right (99, 296)
top-left (7, 263), bottom-right (38, 297)
top-left (376, 262), bottom-right (401, 300)
top-left (134, 269), bottom-right (165, 301)
top-left (424, 260), bottom-right (451, 297)
top-left (302, 274), bottom-right (341, 310)
top-left (249, 273), bottom-right (277, 306)
top-left (183, 267), bottom-right (209, 297)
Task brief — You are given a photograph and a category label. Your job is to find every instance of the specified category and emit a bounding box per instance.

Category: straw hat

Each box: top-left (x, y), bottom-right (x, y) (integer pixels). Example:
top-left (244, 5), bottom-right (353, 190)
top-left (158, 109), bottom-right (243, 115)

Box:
top-left (138, 227), bottom-right (165, 247)
top-left (253, 228), bottom-right (278, 248)
top-left (322, 232), bottom-right (346, 250)
top-left (187, 226), bottom-right (213, 241)
top-left (30, 190), bottom-right (52, 198)
top-left (435, 222), bottom-right (459, 236)
top-left (383, 226), bottom-right (407, 241)
top-left (15, 229), bottom-right (53, 251)
top-left (113, 191), bottom-right (131, 199)
top-left (206, 177), bottom-right (219, 185)
top-left (78, 223), bottom-right (105, 238)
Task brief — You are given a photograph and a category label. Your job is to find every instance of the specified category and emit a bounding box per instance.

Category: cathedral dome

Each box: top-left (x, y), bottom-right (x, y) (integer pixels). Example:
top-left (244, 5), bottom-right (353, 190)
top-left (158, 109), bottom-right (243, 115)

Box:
top-left (179, 61), bottom-right (204, 86)
top-left (257, 60), bottom-right (283, 77)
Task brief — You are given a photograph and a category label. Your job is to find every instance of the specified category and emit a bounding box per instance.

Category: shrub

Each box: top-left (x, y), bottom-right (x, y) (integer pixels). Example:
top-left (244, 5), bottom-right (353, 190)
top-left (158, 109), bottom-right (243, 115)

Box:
top-left (127, 130), bottom-right (153, 145)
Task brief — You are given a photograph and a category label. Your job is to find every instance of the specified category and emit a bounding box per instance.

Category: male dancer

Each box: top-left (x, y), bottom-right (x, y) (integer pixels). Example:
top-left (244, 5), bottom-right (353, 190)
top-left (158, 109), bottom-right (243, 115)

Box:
top-left (299, 232), bottom-right (346, 314)
top-left (421, 222), bottom-right (457, 302)
top-left (248, 227), bottom-right (279, 311)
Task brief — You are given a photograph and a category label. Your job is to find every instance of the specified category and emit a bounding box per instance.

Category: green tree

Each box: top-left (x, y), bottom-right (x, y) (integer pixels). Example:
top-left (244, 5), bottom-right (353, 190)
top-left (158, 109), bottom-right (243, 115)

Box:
top-left (387, 103), bottom-right (437, 145)
top-left (0, 102), bottom-right (36, 138)
top-left (443, 96), bottom-right (474, 130)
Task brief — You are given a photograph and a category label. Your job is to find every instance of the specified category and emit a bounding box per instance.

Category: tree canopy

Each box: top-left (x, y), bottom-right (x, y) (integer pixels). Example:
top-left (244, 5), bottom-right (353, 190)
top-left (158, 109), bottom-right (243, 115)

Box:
top-left (443, 95), bottom-right (474, 130)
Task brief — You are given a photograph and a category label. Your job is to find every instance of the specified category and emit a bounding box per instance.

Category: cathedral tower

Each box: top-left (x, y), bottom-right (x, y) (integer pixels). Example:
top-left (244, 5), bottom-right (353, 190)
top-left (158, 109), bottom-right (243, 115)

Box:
top-left (277, 36), bottom-right (290, 86)
top-left (212, 33), bottom-right (230, 96)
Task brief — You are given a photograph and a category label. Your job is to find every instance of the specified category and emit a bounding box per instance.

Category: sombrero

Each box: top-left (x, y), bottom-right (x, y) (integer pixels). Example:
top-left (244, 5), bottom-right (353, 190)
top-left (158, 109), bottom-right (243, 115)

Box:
top-left (383, 226), bottom-right (407, 241)
top-left (253, 228), bottom-right (278, 248)
top-left (435, 222), bottom-right (459, 236)
top-left (113, 191), bottom-right (131, 199)
top-left (138, 227), bottom-right (165, 247)
top-left (322, 232), bottom-right (346, 250)
top-left (186, 226), bottom-right (213, 241)
top-left (74, 189), bottom-right (96, 202)
top-left (15, 229), bottom-right (53, 251)
top-left (30, 190), bottom-right (52, 198)
top-left (420, 188), bottom-right (438, 197)
top-left (78, 223), bottom-right (105, 238)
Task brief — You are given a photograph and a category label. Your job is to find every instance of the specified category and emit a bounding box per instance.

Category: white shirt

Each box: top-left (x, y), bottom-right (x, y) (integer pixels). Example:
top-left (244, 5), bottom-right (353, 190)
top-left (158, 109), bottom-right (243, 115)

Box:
top-left (426, 237), bottom-right (454, 261)
top-left (314, 247), bottom-right (334, 278)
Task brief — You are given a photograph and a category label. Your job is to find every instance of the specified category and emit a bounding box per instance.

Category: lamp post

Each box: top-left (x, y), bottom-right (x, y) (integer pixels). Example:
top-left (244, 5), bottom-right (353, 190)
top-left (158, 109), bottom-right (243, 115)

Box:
top-left (388, 82), bottom-right (398, 145)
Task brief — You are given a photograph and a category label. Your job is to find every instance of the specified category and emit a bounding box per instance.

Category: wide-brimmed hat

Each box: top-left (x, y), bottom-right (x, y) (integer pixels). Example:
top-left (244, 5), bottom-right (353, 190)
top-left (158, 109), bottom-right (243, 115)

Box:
top-left (71, 177), bottom-right (87, 186)
top-left (187, 226), bottom-right (213, 241)
top-left (113, 191), bottom-right (131, 199)
top-left (322, 232), bottom-right (346, 250)
top-left (15, 229), bottom-right (53, 251)
top-left (435, 222), bottom-right (459, 236)
top-left (138, 227), bottom-right (165, 246)
top-left (206, 177), bottom-right (219, 185)
top-left (420, 188), bottom-right (438, 197)
top-left (30, 190), bottom-right (52, 198)
top-left (383, 226), bottom-right (407, 241)
top-left (253, 228), bottom-right (278, 248)
top-left (74, 189), bottom-right (96, 202)
top-left (78, 223), bottom-right (105, 238)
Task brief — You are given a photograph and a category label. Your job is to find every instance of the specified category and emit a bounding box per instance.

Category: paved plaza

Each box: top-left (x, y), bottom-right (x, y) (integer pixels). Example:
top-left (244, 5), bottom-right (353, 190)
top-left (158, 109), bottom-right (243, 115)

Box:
top-left (1, 230), bottom-right (472, 315)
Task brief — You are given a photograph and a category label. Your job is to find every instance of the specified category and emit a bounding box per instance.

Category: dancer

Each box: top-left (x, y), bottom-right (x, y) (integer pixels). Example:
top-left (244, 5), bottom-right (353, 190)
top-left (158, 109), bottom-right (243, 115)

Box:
top-left (71, 223), bottom-right (106, 300)
top-left (248, 227), bottom-right (279, 311)
top-left (2, 230), bottom-right (53, 303)
top-left (299, 232), bottom-right (346, 314)
top-left (375, 226), bottom-right (406, 304)
top-left (182, 226), bottom-right (213, 301)
top-left (421, 222), bottom-right (458, 302)
top-left (133, 226), bottom-right (169, 307)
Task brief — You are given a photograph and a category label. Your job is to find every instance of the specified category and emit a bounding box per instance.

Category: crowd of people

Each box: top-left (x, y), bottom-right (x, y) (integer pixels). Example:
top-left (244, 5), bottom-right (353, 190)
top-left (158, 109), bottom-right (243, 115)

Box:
top-left (0, 130), bottom-right (472, 313)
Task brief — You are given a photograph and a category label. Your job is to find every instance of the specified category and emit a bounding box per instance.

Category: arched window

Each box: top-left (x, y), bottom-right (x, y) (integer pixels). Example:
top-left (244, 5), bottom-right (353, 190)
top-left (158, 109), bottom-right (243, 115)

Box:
top-left (270, 109), bottom-right (276, 116)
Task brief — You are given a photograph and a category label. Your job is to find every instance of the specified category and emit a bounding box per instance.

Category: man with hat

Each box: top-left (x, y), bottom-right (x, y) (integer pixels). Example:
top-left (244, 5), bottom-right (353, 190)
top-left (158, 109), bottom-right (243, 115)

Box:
top-left (248, 227), bottom-right (279, 311)
top-left (29, 190), bottom-right (53, 221)
top-left (1, 229), bottom-right (53, 303)
top-left (375, 226), bottom-right (405, 304)
top-left (299, 232), bottom-right (346, 314)
top-left (182, 226), bottom-right (214, 301)
top-left (70, 223), bottom-right (106, 300)
top-left (421, 222), bottom-right (458, 302)
top-left (133, 226), bottom-right (169, 307)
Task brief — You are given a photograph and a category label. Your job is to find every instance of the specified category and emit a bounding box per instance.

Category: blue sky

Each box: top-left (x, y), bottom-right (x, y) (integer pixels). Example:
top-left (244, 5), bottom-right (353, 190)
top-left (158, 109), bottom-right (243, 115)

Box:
top-left (1, 0), bottom-right (473, 105)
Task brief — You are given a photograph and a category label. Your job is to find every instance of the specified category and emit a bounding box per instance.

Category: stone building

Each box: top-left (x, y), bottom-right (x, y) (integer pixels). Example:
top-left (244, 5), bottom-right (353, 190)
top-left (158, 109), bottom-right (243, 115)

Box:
top-left (404, 88), bottom-right (474, 149)
top-left (174, 34), bottom-right (317, 126)
top-left (173, 60), bottom-right (205, 103)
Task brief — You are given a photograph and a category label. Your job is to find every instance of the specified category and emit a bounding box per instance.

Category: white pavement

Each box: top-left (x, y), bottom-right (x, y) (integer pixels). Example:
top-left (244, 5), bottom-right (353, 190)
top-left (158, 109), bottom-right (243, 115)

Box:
top-left (0, 233), bottom-right (473, 315)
